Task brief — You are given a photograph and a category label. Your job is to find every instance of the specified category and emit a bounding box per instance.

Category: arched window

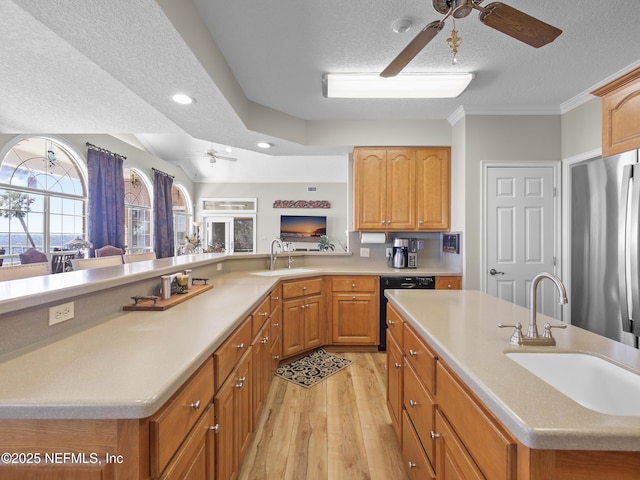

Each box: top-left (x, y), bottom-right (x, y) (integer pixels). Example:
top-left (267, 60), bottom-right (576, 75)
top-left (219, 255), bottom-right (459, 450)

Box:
top-left (172, 184), bottom-right (192, 254)
top-left (0, 137), bottom-right (87, 264)
top-left (124, 168), bottom-right (152, 253)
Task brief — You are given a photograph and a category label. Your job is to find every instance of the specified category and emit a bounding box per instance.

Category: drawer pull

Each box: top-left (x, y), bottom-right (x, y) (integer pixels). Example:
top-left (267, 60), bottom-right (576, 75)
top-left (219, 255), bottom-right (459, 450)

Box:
top-left (408, 461), bottom-right (417, 469)
top-left (261, 336), bottom-right (269, 344)
top-left (430, 431), bottom-right (440, 440)
top-left (272, 322), bottom-right (279, 327)
top-left (409, 349), bottom-right (418, 357)
top-left (189, 400), bottom-right (201, 411)
top-left (394, 362), bottom-right (402, 369)
top-left (388, 319), bottom-right (395, 325)
top-left (272, 296), bottom-right (279, 301)
top-left (259, 312), bottom-right (268, 317)
top-left (235, 376), bottom-right (246, 388)
top-left (237, 343), bottom-right (245, 350)
top-left (273, 355), bottom-right (280, 360)
top-left (409, 399), bottom-right (418, 407)
top-left (210, 424), bottom-right (220, 433)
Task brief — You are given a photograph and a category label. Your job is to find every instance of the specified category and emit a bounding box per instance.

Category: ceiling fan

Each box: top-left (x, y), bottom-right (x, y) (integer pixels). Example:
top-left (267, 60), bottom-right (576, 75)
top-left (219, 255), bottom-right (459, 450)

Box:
top-left (381, 0), bottom-right (562, 78)
top-left (190, 147), bottom-right (238, 164)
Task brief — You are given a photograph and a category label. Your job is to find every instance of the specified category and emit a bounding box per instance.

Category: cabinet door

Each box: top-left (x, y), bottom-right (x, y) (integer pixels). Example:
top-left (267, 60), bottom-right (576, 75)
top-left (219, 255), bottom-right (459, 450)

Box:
top-left (252, 323), bottom-right (267, 425)
top-left (282, 298), bottom-right (305, 357)
top-left (434, 410), bottom-right (485, 480)
top-left (387, 149), bottom-right (416, 230)
top-left (236, 352), bottom-right (253, 465)
top-left (386, 332), bottom-right (403, 443)
top-left (416, 148), bottom-right (450, 231)
top-left (354, 148), bottom-right (388, 230)
top-left (159, 405), bottom-right (215, 480)
top-left (402, 411), bottom-right (436, 480)
top-left (303, 293), bottom-right (324, 349)
top-left (214, 377), bottom-right (237, 480)
top-left (331, 292), bottom-right (378, 344)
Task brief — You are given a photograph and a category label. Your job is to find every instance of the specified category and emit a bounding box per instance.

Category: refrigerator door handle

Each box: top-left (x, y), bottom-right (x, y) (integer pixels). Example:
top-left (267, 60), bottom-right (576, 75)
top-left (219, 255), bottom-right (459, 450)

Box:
top-left (619, 164), bottom-right (633, 333)
top-left (630, 165), bottom-right (640, 335)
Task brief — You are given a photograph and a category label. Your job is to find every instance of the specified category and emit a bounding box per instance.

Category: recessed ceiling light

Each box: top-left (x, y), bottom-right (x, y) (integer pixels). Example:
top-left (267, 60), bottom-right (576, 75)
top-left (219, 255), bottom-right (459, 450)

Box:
top-left (172, 93), bottom-right (195, 105)
top-left (392, 18), bottom-right (412, 34)
top-left (257, 142), bottom-right (272, 149)
top-left (322, 73), bottom-right (474, 98)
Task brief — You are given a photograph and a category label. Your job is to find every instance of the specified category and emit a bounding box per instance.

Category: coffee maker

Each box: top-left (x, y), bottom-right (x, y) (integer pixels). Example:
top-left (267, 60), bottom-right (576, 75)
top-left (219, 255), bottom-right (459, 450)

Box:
top-left (392, 238), bottom-right (409, 269)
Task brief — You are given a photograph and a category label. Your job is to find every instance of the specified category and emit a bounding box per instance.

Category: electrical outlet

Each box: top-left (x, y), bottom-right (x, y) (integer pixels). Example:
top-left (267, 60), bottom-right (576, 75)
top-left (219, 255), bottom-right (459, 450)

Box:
top-left (49, 301), bottom-right (74, 326)
top-left (386, 248), bottom-right (392, 257)
top-left (217, 263), bottom-right (222, 271)
top-left (359, 247), bottom-right (370, 257)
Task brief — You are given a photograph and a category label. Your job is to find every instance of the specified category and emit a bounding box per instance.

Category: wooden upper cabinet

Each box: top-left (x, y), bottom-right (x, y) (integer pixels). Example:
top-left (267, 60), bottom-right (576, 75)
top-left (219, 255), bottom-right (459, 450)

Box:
top-left (353, 146), bottom-right (450, 232)
top-left (354, 148), bottom-right (387, 230)
top-left (592, 66), bottom-right (640, 157)
top-left (387, 149), bottom-right (416, 229)
top-left (416, 148), bottom-right (450, 231)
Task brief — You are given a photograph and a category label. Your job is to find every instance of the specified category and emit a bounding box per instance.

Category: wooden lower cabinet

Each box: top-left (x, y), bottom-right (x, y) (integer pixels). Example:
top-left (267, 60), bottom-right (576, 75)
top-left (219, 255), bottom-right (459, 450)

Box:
top-left (434, 410), bottom-right (484, 480)
top-left (282, 293), bottom-right (323, 357)
top-left (386, 331), bottom-right (403, 443)
top-left (330, 276), bottom-right (379, 345)
top-left (402, 411), bottom-right (436, 480)
top-left (214, 348), bottom-right (253, 480)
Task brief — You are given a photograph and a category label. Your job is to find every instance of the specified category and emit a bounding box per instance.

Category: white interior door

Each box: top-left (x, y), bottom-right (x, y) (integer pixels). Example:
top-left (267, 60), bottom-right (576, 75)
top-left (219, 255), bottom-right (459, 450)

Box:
top-left (204, 216), bottom-right (233, 253)
top-left (483, 163), bottom-right (560, 318)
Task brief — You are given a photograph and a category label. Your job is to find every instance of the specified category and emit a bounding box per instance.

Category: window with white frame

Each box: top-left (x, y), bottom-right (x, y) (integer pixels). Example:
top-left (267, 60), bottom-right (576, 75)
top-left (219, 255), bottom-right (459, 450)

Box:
top-left (201, 198), bottom-right (256, 253)
top-left (0, 137), bottom-right (87, 264)
top-left (124, 167), bottom-right (152, 253)
top-left (172, 184), bottom-right (192, 254)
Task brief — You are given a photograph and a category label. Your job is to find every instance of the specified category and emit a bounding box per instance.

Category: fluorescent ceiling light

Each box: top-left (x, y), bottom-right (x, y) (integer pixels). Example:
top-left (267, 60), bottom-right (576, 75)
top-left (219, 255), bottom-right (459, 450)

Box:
top-left (323, 73), bottom-right (474, 99)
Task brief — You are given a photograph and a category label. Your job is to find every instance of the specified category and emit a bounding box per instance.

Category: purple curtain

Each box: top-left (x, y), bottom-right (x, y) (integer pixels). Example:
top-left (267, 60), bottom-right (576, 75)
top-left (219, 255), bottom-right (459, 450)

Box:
top-left (87, 149), bottom-right (125, 254)
top-left (153, 170), bottom-right (175, 258)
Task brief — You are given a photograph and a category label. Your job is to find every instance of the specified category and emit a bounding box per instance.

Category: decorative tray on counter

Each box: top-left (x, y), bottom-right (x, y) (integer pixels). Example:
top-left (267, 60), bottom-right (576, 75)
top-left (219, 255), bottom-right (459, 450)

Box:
top-left (123, 283), bottom-right (213, 311)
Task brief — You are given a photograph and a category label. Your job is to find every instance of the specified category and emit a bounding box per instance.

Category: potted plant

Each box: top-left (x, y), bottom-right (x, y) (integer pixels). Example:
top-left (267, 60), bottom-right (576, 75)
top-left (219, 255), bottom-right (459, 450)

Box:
top-left (318, 235), bottom-right (335, 252)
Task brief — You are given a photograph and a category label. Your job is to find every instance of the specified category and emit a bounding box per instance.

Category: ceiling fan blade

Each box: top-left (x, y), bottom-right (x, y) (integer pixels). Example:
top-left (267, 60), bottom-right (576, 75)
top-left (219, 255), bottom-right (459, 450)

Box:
top-left (216, 155), bottom-right (237, 162)
top-left (478, 2), bottom-right (562, 48)
top-left (380, 21), bottom-right (444, 78)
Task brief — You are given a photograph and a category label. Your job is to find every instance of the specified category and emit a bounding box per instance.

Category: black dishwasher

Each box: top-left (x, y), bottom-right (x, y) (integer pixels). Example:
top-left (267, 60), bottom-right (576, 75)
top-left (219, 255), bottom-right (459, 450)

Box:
top-left (379, 276), bottom-right (435, 351)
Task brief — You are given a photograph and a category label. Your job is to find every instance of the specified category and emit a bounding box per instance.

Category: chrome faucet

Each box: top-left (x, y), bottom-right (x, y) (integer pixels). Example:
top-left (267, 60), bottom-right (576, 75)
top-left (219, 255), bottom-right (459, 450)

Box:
top-left (499, 272), bottom-right (568, 346)
top-left (269, 238), bottom-right (283, 270)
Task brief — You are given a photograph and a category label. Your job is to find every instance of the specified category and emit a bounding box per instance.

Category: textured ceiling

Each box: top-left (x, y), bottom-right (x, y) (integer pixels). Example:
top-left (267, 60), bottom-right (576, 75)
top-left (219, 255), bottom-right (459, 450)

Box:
top-left (2, 0), bottom-right (640, 180)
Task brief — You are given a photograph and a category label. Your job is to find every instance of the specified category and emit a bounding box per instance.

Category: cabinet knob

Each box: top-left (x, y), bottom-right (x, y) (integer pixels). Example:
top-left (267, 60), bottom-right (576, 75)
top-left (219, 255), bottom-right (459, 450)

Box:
top-left (352, 283), bottom-right (356, 288)
top-left (210, 424), bottom-right (220, 433)
top-left (419, 220), bottom-right (424, 224)
top-left (259, 312), bottom-right (268, 317)
top-left (409, 349), bottom-right (418, 357)
top-left (388, 319), bottom-right (395, 325)
top-left (447, 283), bottom-right (452, 289)
top-left (272, 296), bottom-right (279, 301)
top-left (301, 305), bottom-right (306, 310)
top-left (273, 355), bottom-right (280, 360)
top-left (408, 461), bottom-right (417, 469)
top-left (352, 296), bottom-right (356, 300)
top-left (409, 399), bottom-right (418, 407)
top-left (261, 336), bottom-right (269, 344)
top-left (272, 322), bottom-right (279, 327)
top-left (235, 376), bottom-right (246, 388)
top-left (189, 400), bottom-right (201, 411)
top-left (303, 286), bottom-right (307, 290)
top-left (394, 362), bottom-right (402, 369)
top-left (381, 221), bottom-right (385, 225)
top-left (237, 343), bottom-right (245, 349)
top-left (430, 431), bottom-right (440, 440)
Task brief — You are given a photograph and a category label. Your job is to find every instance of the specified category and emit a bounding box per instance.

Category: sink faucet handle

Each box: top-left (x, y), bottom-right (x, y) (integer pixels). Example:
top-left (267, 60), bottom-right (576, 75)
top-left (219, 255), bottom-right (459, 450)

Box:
top-left (498, 322), bottom-right (524, 345)
top-left (542, 322), bottom-right (567, 339)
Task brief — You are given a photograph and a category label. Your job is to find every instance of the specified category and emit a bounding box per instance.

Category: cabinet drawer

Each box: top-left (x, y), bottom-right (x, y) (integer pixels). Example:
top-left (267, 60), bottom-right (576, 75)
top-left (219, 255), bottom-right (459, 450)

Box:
top-left (436, 276), bottom-right (462, 290)
top-left (150, 357), bottom-right (214, 478)
top-left (331, 276), bottom-right (378, 292)
top-left (403, 323), bottom-right (437, 395)
top-left (402, 411), bottom-right (436, 480)
top-left (437, 362), bottom-right (516, 480)
top-left (404, 361), bottom-right (436, 465)
top-left (386, 304), bottom-right (404, 346)
top-left (251, 296), bottom-right (271, 338)
top-left (434, 409), bottom-right (485, 480)
top-left (214, 318), bottom-right (252, 391)
top-left (282, 277), bottom-right (323, 298)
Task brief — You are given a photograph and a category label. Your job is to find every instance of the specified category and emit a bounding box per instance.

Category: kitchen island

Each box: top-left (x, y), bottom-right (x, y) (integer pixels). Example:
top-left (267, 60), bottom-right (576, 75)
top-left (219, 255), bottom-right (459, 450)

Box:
top-left (386, 289), bottom-right (640, 479)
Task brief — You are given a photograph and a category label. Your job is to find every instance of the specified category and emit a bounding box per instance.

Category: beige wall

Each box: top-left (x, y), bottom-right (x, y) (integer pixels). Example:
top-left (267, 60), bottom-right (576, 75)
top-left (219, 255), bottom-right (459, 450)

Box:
top-left (561, 97), bottom-right (602, 159)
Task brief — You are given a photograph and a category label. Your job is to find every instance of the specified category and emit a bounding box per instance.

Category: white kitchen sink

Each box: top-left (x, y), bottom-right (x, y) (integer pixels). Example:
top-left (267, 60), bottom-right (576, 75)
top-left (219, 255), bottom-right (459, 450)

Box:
top-left (250, 268), bottom-right (318, 277)
top-left (506, 352), bottom-right (640, 416)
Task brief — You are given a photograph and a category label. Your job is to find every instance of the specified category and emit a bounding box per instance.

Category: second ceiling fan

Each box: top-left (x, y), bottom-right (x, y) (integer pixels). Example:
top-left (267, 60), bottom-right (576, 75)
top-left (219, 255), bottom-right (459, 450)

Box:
top-left (381, 0), bottom-right (562, 78)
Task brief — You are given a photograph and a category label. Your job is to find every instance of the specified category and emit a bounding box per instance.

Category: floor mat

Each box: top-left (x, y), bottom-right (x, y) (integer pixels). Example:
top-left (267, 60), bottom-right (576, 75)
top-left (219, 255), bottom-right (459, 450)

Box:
top-left (275, 348), bottom-right (352, 388)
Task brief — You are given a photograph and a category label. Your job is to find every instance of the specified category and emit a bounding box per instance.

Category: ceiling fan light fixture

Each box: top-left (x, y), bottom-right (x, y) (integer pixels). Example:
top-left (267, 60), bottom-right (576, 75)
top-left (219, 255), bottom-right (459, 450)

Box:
top-left (323, 73), bottom-right (473, 98)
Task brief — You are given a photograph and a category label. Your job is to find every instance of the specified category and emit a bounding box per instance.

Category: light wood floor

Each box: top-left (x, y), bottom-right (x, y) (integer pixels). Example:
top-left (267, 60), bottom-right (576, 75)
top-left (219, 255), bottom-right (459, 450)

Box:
top-left (238, 352), bottom-right (409, 480)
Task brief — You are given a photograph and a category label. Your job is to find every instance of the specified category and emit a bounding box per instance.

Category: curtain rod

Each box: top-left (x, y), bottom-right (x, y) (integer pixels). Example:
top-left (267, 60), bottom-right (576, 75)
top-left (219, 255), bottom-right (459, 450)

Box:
top-left (152, 167), bottom-right (174, 179)
top-left (85, 142), bottom-right (127, 160)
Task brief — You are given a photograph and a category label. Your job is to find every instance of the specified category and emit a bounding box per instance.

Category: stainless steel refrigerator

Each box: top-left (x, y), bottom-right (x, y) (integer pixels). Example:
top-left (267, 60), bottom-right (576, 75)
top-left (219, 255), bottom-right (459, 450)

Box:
top-left (571, 150), bottom-right (640, 348)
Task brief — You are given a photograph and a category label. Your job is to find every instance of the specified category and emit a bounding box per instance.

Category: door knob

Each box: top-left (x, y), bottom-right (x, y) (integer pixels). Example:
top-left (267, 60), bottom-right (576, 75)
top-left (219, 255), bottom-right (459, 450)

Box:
top-left (489, 268), bottom-right (505, 276)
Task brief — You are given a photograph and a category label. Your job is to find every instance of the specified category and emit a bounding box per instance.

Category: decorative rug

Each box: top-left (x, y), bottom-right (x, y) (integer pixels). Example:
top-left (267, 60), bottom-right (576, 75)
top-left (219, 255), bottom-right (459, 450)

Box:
top-left (275, 348), bottom-right (352, 388)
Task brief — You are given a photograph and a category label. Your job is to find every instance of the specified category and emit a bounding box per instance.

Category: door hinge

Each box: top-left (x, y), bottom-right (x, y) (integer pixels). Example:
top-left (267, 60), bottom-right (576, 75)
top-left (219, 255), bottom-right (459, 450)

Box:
top-left (553, 187), bottom-right (557, 197)
top-left (553, 256), bottom-right (557, 266)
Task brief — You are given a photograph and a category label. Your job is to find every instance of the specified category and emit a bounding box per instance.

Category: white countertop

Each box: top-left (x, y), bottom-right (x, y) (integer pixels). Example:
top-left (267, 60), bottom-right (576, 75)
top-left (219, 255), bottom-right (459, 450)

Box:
top-left (0, 261), bottom-right (460, 420)
top-left (385, 289), bottom-right (640, 451)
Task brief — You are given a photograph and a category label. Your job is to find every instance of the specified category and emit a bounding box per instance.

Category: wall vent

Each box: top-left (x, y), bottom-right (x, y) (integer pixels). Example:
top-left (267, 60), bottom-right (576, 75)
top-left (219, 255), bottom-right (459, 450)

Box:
top-left (307, 186), bottom-right (317, 192)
